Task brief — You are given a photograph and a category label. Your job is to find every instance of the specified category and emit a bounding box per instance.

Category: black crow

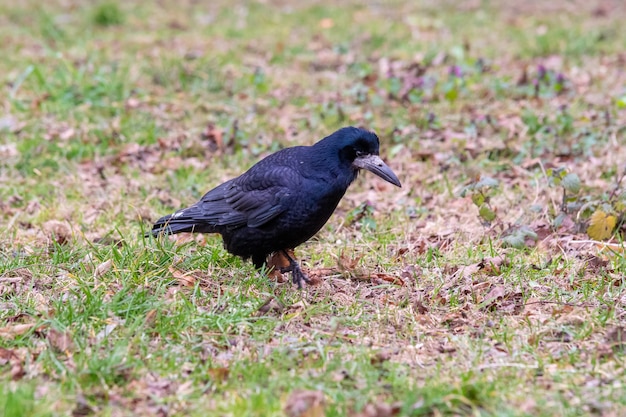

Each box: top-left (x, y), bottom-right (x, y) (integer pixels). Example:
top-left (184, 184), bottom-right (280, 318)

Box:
top-left (148, 126), bottom-right (401, 288)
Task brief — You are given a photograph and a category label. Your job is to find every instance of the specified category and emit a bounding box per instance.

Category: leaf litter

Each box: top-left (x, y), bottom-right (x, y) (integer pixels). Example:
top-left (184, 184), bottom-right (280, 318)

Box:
top-left (1, 0), bottom-right (626, 415)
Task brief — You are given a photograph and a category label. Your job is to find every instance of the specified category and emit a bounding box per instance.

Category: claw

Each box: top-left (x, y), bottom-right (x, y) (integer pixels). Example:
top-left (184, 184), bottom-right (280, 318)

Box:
top-left (278, 249), bottom-right (310, 289)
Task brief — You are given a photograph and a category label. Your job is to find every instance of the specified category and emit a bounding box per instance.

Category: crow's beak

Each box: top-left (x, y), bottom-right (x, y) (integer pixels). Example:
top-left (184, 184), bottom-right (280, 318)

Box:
top-left (353, 154), bottom-right (402, 187)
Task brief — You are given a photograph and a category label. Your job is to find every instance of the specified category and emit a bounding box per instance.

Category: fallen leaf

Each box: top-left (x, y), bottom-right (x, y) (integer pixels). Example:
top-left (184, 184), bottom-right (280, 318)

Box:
top-left (145, 309), bottom-right (158, 327)
top-left (337, 252), bottom-right (362, 272)
top-left (0, 323), bottom-right (36, 339)
top-left (370, 350), bottom-right (392, 365)
top-left (483, 285), bottom-right (506, 304)
top-left (94, 259), bottom-right (113, 278)
top-left (0, 348), bottom-right (25, 380)
top-left (0, 347), bottom-right (17, 365)
top-left (318, 18), bottom-right (334, 29)
top-left (59, 127), bottom-right (75, 141)
top-left (587, 210), bottom-right (617, 240)
top-left (481, 255), bottom-right (509, 275)
top-left (96, 322), bottom-right (119, 342)
top-left (47, 328), bottom-right (74, 353)
top-left (207, 367), bottom-right (230, 383)
top-left (351, 401), bottom-right (402, 417)
top-left (42, 220), bottom-right (72, 245)
top-left (256, 297), bottom-right (284, 315)
top-left (202, 122), bottom-right (224, 152)
top-left (285, 390), bottom-right (325, 417)
top-left (168, 266), bottom-right (197, 287)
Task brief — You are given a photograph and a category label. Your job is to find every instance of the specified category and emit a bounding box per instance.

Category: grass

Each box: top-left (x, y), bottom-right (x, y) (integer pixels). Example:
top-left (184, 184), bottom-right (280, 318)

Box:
top-left (2, 0), bottom-right (626, 415)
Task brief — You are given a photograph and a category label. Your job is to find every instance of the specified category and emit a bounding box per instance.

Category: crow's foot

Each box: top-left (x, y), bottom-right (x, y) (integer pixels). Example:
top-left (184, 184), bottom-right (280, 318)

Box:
top-left (278, 249), bottom-right (311, 289)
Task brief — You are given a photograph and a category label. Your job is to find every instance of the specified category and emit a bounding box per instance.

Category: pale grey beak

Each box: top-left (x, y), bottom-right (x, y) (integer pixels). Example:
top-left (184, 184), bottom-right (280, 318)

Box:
top-left (353, 154), bottom-right (402, 187)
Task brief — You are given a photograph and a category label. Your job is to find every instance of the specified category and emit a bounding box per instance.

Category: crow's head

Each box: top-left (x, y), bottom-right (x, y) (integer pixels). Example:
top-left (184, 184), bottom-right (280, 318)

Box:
top-left (322, 127), bottom-right (401, 187)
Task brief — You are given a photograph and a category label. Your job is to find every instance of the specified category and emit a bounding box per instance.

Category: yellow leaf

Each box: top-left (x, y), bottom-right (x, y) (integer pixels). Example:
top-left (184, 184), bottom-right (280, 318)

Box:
top-left (587, 210), bottom-right (617, 240)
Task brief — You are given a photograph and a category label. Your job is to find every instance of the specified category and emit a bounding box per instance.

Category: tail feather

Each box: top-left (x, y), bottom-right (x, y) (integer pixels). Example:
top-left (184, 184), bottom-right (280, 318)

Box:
top-left (147, 210), bottom-right (216, 237)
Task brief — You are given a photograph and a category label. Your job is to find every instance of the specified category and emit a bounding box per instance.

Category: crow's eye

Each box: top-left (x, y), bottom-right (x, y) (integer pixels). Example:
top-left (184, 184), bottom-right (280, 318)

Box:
top-left (355, 150), bottom-right (366, 157)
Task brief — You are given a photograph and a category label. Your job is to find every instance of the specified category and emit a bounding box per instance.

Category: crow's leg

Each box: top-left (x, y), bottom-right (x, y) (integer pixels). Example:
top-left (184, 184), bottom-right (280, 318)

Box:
top-left (279, 250), bottom-right (310, 289)
top-left (252, 254), bottom-right (266, 270)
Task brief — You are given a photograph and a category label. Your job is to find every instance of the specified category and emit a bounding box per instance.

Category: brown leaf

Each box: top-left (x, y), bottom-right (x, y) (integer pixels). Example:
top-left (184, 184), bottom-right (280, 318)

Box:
top-left (94, 259), bottom-right (113, 278)
top-left (305, 268), bottom-right (333, 286)
top-left (202, 122), bottom-right (224, 152)
top-left (351, 401), bottom-right (402, 417)
top-left (207, 367), bottom-right (230, 383)
top-left (59, 127), bottom-right (75, 141)
top-left (145, 309), bottom-right (158, 327)
top-left (268, 250), bottom-right (293, 270)
top-left (285, 390), bottom-right (325, 417)
top-left (370, 350), bottom-right (392, 366)
top-left (0, 347), bottom-right (16, 365)
top-left (72, 394), bottom-right (95, 417)
top-left (0, 347), bottom-right (25, 380)
top-left (42, 220), bottom-right (73, 245)
top-left (481, 255), bottom-right (509, 275)
top-left (168, 266), bottom-right (197, 287)
top-left (48, 328), bottom-right (74, 353)
top-left (267, 251), bottom-right (291, 283)
top-left (0, 323), bottom-right (36, 340)
top-left (256, 297), bottom-right (284, 315)
top-left (413, 299), bottom-right (429, 314)
top-left (318, 18), bottom-right (334, 29)
top-left (337, 252), bottom-right (362, 272)
top-left (483, 285), bottom-right (506, 304)
top-left (373, 273), bottom-right (404, 286)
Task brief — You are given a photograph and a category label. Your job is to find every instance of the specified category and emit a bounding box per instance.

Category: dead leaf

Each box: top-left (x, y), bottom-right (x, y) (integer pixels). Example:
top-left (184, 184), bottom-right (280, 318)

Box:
top-left (318, 18), bottom-right (334, 29)
top-left (587, 210), bottom-right (617, 240)
top-left (0, 322), bottom-right (36, 339)
top-left (413, 299), bottom-right (428, 314)
top-left (42, 220), bottom-right (73, 245)
top-left (337, 252), bottom-right (362, 272)
top-left (202, 122), bottom-right (224, 152)
top-left (94, 259), bottom-right (113, 278)
top-left (95, 322), bottom-right (119, 342)
top-left (168, 266), bottom-right (197, 287)
top-left (481, 255), bottom-right (509, 275)
top-left (47, 328), bottom-right (74, 353)
top-left (267, 251), bottom-right (291, 283)
top-left (285, 390), bottom-right (325, 417)
top-left (351, 401), bottom-right (402, 417)
top-left (268, 250), bottom-right (294, 270)
top-left (72, 394), bottom-right (95, 417)
top-left (0, 347), bottom-right (25, 380)
top-left (145, 309), bottom-right (158, 327)
top-left (59, 127), bottom-right (75, 141)
top-left (256, 297), bottom-right (284, 315)
top-left (483, 285), bottom-right (506, 304)
top-left (372, 273), bottom-right (404, 286)
top-left (207, 367), bottom-right (230, 383)
top-left (370, 350), bottom-right (392, 366)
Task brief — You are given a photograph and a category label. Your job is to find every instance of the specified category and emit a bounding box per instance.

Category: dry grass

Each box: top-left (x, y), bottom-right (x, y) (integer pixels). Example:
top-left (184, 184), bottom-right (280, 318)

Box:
top-left (1, 0), bottom-right (626, 416)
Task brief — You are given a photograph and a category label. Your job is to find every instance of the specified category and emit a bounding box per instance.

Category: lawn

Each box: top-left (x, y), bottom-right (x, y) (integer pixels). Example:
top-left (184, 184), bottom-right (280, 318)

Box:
top-left (1, 0), bottom-right (626, 416)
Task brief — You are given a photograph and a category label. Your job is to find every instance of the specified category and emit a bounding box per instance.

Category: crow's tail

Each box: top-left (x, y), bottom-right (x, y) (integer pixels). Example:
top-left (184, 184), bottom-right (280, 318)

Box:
top-left (146, 208), bottom-right (216, 237)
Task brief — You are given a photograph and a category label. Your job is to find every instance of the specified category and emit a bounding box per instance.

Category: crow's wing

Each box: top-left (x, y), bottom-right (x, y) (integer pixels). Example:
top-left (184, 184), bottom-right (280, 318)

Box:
top-left (174, 164), bottom-right (302, 229)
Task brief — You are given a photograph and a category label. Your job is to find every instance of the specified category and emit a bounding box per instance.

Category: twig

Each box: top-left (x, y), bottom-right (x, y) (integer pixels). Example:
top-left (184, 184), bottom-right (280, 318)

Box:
top-left (478, 363), bottom-right (539, 371)
top-left (523, 300), bottom-right (595, 308)
top-left (562, 239), bottom-right (624, 249)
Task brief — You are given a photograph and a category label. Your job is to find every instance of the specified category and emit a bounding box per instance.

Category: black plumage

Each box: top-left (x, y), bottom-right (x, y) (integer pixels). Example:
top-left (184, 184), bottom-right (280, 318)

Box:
top-left (148, 126), bottom-right (401, 287)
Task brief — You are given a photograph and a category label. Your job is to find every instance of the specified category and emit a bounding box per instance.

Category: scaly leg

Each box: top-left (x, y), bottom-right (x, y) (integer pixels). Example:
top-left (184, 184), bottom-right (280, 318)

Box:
top-left (278, 249), bottom-right (311, 289)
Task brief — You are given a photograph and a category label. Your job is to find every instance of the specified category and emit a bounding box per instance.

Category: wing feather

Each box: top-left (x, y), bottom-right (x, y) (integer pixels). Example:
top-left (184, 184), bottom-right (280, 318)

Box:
top-left (191, 164), bottom-right (301, 228)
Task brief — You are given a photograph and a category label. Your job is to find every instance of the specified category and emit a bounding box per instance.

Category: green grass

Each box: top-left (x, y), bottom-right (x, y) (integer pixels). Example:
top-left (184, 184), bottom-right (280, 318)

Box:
top-left (2, 0), bottom-right (626, 415)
